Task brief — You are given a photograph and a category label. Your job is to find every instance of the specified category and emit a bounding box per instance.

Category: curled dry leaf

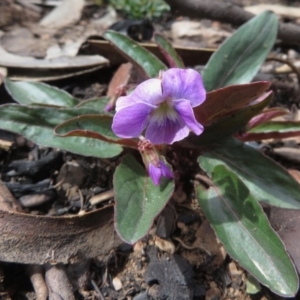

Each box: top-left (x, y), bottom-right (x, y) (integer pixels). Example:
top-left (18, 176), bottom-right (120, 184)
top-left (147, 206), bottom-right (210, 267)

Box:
top-left (0, 45), bottom-right (108, 69)
top-left (39, 0), bottom-right (84, 30)
top-left (0, 206), bottom-right (122, 264)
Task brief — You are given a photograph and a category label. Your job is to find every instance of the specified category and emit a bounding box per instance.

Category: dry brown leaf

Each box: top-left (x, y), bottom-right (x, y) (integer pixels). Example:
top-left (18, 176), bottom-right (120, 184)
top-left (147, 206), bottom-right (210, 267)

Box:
top-left (245, 4), bottom-right (300, 19)
top-left (288, 169), bottom-right (300, 184)
top-left (194, 219), bottom-right (226, 269)
top-left (273, 147), bottom-right (300, 163)
top-left (0, 206), bottom-right (122, 264)
top-left (0, 45), bottom-right (108, 69)
top-left (39, 0), bottom-right (84, 29)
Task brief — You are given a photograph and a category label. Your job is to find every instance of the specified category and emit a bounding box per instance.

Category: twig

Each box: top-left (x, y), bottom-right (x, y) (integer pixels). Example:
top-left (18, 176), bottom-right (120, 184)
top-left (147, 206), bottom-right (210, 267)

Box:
top-left (173, 236), bottom-right (212, 256)
top-left (165, 0), bottom-right (300, 45)
top-left (27, 265), bottom-right (48, 300)
top-left (91, 279), bottom-right (105, 300)
top-left (267, 56), bottom-right (300, 85)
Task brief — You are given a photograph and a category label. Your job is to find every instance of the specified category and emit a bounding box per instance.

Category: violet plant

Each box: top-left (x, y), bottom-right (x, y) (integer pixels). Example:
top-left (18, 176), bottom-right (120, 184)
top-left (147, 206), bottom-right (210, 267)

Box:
top-left (1, 11), bottom-right (300, 297)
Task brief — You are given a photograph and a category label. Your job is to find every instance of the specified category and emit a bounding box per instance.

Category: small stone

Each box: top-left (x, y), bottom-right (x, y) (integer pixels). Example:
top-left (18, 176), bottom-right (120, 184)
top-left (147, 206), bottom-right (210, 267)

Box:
top-left (154, 236), bottom-right (175, 254)
top-left (112, 277), bottom-right (122, 291)
top-left (205, 287), bottom-right (221, 300)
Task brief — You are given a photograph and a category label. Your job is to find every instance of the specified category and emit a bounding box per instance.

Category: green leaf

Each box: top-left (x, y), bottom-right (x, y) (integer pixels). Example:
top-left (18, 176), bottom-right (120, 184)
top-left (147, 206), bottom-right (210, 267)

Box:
top-left (196, 165), bottom-right (298, 297)
top-left (246, 274), bottom-right (261, 294)
top-left (240, 120), bottom-right (300, 141)
top-left (103, 30), bottom-right (167, 78)
top-left (55, 115), bottom-right (138, 148)
top-left (0, 104), bottom-right (122, 158)
top-left (203, 12), bottom-right (278, 91)
top-left (249, 120), bottom-right (300, 133)
top-left (186, 91), bottom-right (272, 147)
top-left (198, 138), bottom-right (300, 209)
top-left (154, 33), bottom-right (184, 68)
top-left (4, 78), bottom-right (79, 107)
top-left (114, 154), bottom-right (174, 244)
top-left (76, 97), bottom-right (110, 112)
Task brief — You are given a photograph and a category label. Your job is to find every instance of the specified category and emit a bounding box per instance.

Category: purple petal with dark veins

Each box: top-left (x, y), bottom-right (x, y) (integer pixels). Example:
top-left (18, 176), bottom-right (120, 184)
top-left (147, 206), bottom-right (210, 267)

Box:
top-left (174, 99), bottom-right (204, 135)
top-left (162, 68), bottom-right (206, 107)
top-left (148, 163), bottom-right (162, 185)
top-left (112, 102), bottom-right (155, 138)
top-left (145, 110), bottom-right (189, 144)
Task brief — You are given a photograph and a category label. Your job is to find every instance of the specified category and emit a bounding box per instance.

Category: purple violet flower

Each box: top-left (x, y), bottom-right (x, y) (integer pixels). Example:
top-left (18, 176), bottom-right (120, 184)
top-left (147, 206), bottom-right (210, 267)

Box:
top-left (112, 68), bottom-right (206, 144)
top-left (148, 160), bottom-right (173, 185)
top-left (138, 138), bottom-right (173, 185)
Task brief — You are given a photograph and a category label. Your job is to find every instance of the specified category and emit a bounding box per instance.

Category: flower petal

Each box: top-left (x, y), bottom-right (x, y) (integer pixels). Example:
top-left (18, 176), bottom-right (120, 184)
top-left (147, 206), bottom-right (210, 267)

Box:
top-left (115, 78), bottom-right (163, 112)
top-left (162, 68), bottom-right (206, 107)
top-left (145, 110), bottom-right (189, 144)
top-left (174, 99), bottom-right (204, 135)
top-left (148, 163), bottom-right (162, 185)
top-left (112, 102), bottom-right (154, 138)
top-left (159, 160), bottom-right (174, 179)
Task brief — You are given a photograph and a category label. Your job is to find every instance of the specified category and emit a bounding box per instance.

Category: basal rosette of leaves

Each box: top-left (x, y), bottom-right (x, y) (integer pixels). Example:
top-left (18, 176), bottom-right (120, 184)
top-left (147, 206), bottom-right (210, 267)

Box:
top-left (0, 11), bottom-right (299, 296)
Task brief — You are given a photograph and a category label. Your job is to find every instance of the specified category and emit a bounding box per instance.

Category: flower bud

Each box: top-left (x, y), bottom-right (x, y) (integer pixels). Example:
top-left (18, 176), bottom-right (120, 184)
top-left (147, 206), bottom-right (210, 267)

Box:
top-left (138, 138), bottom-right (173, 185)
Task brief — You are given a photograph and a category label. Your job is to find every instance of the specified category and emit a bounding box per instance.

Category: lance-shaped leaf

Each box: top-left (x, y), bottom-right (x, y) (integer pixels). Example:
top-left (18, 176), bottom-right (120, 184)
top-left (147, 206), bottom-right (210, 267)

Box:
top-left (194, 81), bottom-right (271, 125)
top-left (203, 11), bottom-right (278, 91)
top-left (103, 30), bottom-right (167, 78)
top-left (75, 97), bottom-right (110, 112)
top-left (247, 107), bottom-right (289, 130)
top-left (239, 120), bottom-right (300, 141)
top-left (196, 165), bottom-right (298, 297)
top-left (198, 138), bottom-right (300, 209)
top-left (55, 115), bottom-right (138, 148)
top-left (0, 104), bottom-right (122, 158)
top-left (114, 155), bottom-right (174, 244)
top-left (154, 33), bottom-right (184, 68)
top-left (186, 91), bottom-right (272, 147)
top-left (4, 78), bottom-right (80, 107)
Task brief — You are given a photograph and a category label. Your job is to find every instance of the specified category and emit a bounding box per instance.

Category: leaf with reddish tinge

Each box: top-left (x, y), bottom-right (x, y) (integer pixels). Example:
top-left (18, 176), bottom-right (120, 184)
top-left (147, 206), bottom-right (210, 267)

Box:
top-left (199, 137), bottom-right (300, 209)
top-left (203, 11), bottom-right (278, 91)
top-left (4, 77), bottom-right (80, 107)
top-left (55, 114), bottom-right (138, 148)
top-left (247, 107), bottom-right (289, 129)
top-left (197, 165), bottom-right (298, 297)
top-left (239, 120), bottom-right (300, 141)
top-left (154, 33), bottom-right (185, 68)
top-left (194, 81), bottom-right (271, 125)
top-left (0, 104), bottom-right (122, 158)
top-left (103, 30), bottom-right (167, 78)
top-left (186, 91), bottom-right (272, 147)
